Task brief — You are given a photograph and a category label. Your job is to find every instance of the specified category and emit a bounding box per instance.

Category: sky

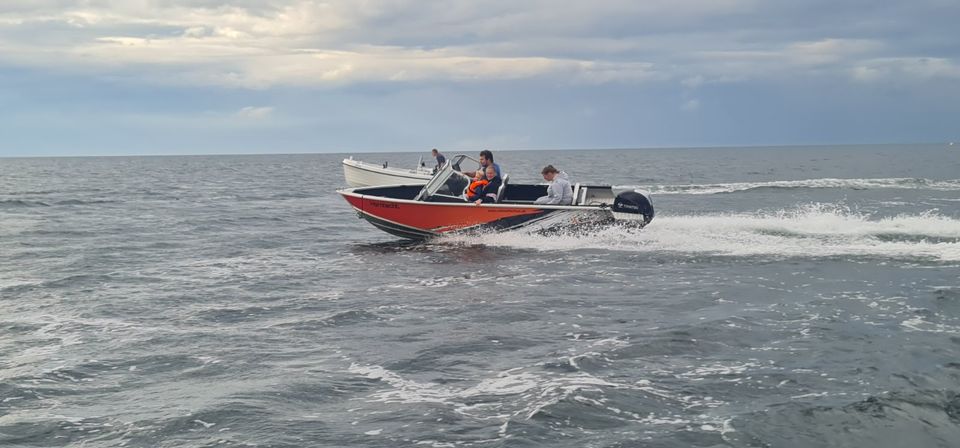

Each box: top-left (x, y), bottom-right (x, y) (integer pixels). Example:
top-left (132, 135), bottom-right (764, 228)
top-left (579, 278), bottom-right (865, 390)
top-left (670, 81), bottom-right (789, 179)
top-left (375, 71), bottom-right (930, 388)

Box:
top-left (1, 0), bottom-right (958, 156)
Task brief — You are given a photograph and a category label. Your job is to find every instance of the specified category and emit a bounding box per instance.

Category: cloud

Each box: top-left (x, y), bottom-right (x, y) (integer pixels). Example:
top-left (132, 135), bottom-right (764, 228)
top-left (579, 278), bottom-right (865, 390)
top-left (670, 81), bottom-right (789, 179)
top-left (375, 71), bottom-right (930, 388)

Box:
top-left (453, 134), bottom-right (534, 150)
top-left (0, 33), bottom-right (667, 88)
top-left (784, 38), bottom-right (883, 67)
top-left (682, 99), bottom-right (701, 111)
top-left (851, 57), bottom-right (960, 83)
top-left (235, 106), bottom-right (274, 119)
top-left (0, 0), bottom-right (957, 90)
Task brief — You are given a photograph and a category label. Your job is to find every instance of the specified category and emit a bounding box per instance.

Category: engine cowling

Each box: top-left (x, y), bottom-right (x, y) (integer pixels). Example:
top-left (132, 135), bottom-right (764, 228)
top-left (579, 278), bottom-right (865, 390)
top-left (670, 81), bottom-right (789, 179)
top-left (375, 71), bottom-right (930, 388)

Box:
top-left (612, 190), bottom-right (654, 227)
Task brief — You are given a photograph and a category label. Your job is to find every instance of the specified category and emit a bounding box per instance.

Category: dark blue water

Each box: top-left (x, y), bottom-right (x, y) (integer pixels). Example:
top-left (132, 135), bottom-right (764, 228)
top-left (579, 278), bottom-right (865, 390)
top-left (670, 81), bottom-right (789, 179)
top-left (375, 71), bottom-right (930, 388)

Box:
top-left (2, 145), bottom-right (960, 447)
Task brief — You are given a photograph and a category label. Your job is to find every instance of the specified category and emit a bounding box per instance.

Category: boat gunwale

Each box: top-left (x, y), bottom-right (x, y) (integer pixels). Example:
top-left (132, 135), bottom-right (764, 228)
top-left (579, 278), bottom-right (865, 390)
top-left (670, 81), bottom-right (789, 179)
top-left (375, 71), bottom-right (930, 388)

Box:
top-left (337, 185), bottom-right (615, 211)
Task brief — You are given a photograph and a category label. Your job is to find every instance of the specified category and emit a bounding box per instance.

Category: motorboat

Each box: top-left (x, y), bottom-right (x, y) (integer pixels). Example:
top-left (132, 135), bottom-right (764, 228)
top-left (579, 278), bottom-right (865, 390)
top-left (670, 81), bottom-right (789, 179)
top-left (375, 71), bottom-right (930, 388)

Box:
top-left (337, 154), bottom-right (654, 239)
top-left (342, 156), bottom-right (434, 187)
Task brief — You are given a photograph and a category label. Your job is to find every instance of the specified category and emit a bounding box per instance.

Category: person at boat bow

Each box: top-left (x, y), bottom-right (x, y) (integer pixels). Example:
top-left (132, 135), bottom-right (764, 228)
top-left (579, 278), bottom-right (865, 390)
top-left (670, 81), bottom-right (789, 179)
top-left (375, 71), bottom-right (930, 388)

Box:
top-left (468, 165), bottom-right (502, 205)
top-left (431, 148), bottom-right (446, 173)
top-left (534, 165), bottom-right (573, 205)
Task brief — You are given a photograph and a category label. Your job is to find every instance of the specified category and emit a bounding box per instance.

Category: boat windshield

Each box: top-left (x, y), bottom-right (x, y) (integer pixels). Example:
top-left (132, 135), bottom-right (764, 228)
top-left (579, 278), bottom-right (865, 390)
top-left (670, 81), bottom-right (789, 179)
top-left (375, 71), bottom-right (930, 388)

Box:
top-left (414, 154), bottom-right (475, 201)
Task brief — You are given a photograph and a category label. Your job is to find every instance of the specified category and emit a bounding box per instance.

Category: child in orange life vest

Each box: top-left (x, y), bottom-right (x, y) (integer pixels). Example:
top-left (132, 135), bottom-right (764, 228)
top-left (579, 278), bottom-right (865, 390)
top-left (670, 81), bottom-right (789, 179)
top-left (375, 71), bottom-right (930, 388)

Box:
top-left (467, 165), bottom-right (502, 204)
top-left (467, 177), bottom-right (489, 200)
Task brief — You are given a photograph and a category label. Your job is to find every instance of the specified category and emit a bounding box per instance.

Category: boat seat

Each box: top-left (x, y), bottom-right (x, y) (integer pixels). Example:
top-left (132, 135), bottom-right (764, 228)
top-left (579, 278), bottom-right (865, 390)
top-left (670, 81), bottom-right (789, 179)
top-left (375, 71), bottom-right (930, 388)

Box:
top-left (576, 186), bottom-right (588, 205)
top-left (496, 174), bottom-right (509, 203)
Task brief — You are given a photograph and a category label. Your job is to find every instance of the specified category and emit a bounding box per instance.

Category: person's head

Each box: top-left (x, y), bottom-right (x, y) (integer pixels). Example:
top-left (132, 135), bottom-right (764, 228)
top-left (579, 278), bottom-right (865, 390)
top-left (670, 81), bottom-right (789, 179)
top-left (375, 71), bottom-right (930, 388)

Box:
top-left (485, 165), bottom-right (497, 179)
top-left (479, 150), bottom-right (494, 167)
top-left (431, 148), bottom-right (439, 155)
top-left (541, 165), bottom-right (558, 181)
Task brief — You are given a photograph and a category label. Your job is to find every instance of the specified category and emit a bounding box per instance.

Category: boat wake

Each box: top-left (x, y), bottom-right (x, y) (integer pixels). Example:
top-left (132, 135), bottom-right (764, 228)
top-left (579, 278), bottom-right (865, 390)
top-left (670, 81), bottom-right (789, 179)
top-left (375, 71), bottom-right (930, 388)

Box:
top-left (436, 204), bottom-right (960, 262)
top-left (623, 177), bottom-right (960, 195)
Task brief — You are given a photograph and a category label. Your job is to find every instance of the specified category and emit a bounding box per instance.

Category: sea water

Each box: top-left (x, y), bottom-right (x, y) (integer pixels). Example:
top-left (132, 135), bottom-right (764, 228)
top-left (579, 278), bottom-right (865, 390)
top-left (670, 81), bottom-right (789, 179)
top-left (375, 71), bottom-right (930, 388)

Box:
top-left (1, 144), bottom-right (959, 447)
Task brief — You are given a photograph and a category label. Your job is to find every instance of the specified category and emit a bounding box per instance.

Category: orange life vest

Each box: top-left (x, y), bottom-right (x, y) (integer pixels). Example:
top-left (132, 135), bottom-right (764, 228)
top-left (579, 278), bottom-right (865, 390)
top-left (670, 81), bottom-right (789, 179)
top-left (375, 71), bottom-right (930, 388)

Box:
top-left (468, 179), bottom-right (489, 197)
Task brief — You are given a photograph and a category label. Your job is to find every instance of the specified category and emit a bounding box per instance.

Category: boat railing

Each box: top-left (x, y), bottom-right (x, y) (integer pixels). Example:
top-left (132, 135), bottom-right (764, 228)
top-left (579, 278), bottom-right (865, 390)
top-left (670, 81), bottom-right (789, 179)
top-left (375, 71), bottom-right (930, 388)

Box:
top-left (347, 157), bottom-right (433, 175)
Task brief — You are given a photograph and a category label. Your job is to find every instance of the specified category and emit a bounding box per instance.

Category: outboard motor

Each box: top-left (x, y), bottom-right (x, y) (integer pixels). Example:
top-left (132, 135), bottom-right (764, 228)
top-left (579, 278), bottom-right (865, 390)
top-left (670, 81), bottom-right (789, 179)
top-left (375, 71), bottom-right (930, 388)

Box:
top-left (612, 190), bottom-right (655, 227)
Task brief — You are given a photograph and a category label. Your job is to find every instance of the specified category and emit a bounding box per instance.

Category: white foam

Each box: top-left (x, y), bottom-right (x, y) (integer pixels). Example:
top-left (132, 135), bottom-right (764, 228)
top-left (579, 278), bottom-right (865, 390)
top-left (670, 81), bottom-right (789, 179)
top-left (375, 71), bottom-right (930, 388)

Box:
top-left (901, 316), bottom-right (960, 334)
top-left (348, 353), bottom-right (736, 438)
top-left (790, 392), bottom-right (832, 399)
top-left (678, 361), bottom-right (761, 379)
top-left (623, 177), bottom-right (960, 195)
top-left (349, 363), bottom-right (617, 409)
top-left (193, 419), bottom-right (216, 428)
top-left (437, 205), bottom-right (960, 262)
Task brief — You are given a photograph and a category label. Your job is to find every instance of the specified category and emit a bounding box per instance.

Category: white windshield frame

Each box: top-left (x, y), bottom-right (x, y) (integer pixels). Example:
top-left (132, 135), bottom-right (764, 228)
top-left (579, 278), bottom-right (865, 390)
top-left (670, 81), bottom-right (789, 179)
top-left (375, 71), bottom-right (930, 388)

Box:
top-left (414, 154), bottom-right (477, 201)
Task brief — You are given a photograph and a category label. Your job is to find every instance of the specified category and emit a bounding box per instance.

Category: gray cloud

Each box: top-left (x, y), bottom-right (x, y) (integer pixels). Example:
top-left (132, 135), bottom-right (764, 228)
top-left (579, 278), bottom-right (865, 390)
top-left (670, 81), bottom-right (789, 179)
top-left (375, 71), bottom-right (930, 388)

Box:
top-left (0, 0), bottom-right (957, 89)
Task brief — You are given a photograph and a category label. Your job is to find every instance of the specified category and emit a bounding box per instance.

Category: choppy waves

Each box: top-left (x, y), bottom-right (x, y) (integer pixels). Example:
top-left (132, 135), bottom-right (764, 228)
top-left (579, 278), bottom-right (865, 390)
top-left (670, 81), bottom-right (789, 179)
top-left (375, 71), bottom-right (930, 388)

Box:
top-left (344, 335), bottom-right (737, 444)
top-left (4, 151), bottom-right (960, 447)
top-left (728, 390), bottom-right (960, 446)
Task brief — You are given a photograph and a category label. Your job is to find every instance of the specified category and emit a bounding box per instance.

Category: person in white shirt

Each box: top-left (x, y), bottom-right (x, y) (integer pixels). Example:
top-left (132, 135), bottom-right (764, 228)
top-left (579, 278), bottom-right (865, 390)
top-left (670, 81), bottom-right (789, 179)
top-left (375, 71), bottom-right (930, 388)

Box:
top-left (534, 165), bottom-right (573, 205)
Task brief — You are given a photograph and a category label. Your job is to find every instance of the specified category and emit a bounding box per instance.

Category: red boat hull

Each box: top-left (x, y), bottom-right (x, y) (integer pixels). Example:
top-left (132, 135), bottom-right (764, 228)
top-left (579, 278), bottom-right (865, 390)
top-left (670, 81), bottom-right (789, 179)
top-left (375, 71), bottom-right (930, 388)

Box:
top-left (340, 190), bottom-right (611, 239)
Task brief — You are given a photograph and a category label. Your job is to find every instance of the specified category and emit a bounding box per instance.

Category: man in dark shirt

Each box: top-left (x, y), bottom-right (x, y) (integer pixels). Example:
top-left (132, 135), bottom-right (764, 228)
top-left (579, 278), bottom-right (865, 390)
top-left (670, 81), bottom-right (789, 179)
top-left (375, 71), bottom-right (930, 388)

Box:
top-left (463, 150), bottom-right (501, 180)
top-left (431, 148), bottom-right (446, 173)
